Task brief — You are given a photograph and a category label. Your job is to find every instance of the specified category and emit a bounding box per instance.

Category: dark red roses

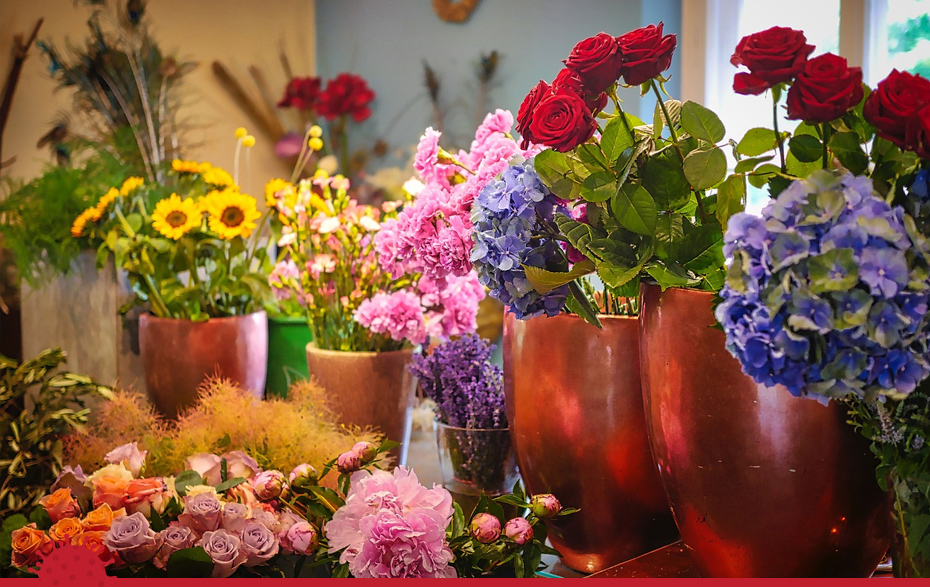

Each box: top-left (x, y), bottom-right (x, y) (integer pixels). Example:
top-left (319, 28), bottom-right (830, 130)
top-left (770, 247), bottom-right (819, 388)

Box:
top-left (277, 76), bottom-right (322, 111)
top-left (864, 69), bottom-right (930, 150)
top-left (316, 73), bottom-right (376, 123)
top-left (786, 53), bottom-right (863, 123)
top-left (528, 91), bottom-right (597, 153)
top-left (552, 68), bottom-right (609, 112)
top-left (564, 32), bottom-right (623, 95)
top-left (907, 104), bottom-right (930, 160)
top-left (730, 26), bottom-right (815, 95)
top-left (616, 22), bottom-right (677, 86)
top-left (516, 80), bottom-right (550, 149)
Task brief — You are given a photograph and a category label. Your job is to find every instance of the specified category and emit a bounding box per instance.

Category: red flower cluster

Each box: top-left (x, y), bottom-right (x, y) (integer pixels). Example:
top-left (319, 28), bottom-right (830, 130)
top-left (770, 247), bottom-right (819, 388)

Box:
top-left (516, 23), bottom-right (677, 152)
top-left (278, 73), bottom-right (376, 123)
top-left (864, 69), bottom-right (930, 158)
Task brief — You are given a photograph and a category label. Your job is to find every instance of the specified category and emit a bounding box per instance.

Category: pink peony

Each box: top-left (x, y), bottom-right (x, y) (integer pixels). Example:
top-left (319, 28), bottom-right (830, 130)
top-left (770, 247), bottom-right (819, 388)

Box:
top-left (353, 290), bottom-right (427, 344)
top-left (336, 450), bottom-right (362, 474)
top-left (285, 522), bottom-right (319, 555)
top-left (325, 467), bottom-right (455, 578)
top-left (530, 493), bottom-right (562, 518)
top-left (503, 517), bottom-right (534, 545)
top-left (470, 512), bottom-right (501, 544)
top-left (288, 464), bottom-right (318, 487)
top-left (105, 442), bottom-right (147, 477)
top-left (253, 470), bottom-right (286, 501)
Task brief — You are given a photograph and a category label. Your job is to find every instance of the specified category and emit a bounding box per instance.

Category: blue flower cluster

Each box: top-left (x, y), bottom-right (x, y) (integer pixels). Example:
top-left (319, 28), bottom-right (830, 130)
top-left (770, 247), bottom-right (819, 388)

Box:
top-left (470, 159), bottom-right (569, 319)
top-left (716, 171), bottom-right (930, 402)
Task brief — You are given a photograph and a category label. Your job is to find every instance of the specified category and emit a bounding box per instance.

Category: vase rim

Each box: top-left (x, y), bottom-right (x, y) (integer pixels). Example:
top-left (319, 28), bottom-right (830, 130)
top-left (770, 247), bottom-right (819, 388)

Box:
top-left (140, 310), bottom-right (266, 323)
top-left (509, 311), bottom-right (638, 322)
top-left (640, 282), bottom-right (715, 300)
top-left (305, 342), bottom-right (415, 358)
top-left (268, 315), bottom-right (308, 324)
top-left (434, 419), bottom-right (510, 433)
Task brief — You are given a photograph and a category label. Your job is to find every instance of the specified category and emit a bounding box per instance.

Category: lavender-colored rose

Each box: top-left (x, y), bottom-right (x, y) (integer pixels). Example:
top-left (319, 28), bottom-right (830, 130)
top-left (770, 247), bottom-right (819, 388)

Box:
top-left (503, 517), bottom-right (534, 545)
top-left (529, 494), bottom-right (561, 519)
top-left (105, 442), bottom-right (148, 477)
top-left (249, 507), bottom-right (278, 532)
top-left (153, 523), bottom-right (197, 569)
top-left (240, 521), bottom-right (280, 567)
top-left (253, 470), bottom-right (286, 501)
top-left (51, 465), bottom-right (93, 504)
top-left (104, 512), bottom-right (158, 564)
top-left (336, 451), bottom-right (361, 474)
top-left (470, 513), bottom-right (501, 544)
top-left (178, 492), bottom-right (222, 533)
top-left (221, 502), bottom-right (250, 534)
top-left (285, 522), bottom-right (319, 555)
top-left (288, 464), bottom-right (318, 488)
top-left (200, 529), bottom-right (247, 578)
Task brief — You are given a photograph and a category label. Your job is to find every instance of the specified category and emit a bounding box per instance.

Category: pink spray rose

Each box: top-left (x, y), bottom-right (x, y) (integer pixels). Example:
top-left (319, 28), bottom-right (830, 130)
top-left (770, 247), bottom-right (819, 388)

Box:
top-left (105, 442), bottom-right (148, 477)
top-left (200, 529), bottom-right (248, 578)
top-left (103, 512), bottom-right (158, 564)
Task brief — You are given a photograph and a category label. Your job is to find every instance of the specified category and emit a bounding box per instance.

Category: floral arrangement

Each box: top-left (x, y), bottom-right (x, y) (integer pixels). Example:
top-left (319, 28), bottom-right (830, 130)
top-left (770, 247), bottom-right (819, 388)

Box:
top-left (71, 131), bottom-right (271, 319)
top-left (266, 134), bottom-right (484, 351)
top-left (10, 438), bottom-right (573, 578)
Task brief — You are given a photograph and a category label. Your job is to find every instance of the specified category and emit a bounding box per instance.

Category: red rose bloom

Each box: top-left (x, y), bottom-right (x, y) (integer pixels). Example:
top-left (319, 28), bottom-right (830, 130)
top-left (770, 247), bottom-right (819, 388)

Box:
top-left (864, 69), bottom-right (930, 150)
top-left (786, 53), bottom-right (863, 123)
top-left (516, 80), bottom-right (550, 149)
top-left (317, 73), bottom-right (376, 123)
top-left (528, 91), bottom-right (597, 153)
top-left (906, 104), bottom-right (930, 160)
top-left (730, 26), bottom-right (815, 95)
top-left (277, 76), bottom-right (322, 111)
top-left (616, 22), bottom-right (677, 86)
top-left (563, 32), bottom-right (623, 96)
top-left (552, 68), bottom-right (608, 113)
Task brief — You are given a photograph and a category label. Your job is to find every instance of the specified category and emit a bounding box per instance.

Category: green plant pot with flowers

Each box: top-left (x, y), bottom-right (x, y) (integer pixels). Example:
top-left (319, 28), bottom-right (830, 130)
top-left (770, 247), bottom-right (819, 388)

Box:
top-left (74, 131), bottom-right (273, 417)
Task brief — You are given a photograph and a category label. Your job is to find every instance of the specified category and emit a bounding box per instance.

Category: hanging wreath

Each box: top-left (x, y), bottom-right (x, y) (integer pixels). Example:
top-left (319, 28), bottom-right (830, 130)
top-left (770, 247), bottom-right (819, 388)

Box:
top-left (432, 0), bottom-right (482, 23)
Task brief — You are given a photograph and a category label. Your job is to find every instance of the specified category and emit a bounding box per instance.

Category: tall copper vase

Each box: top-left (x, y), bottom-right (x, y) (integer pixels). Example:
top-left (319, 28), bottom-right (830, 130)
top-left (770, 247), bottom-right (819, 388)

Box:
top-left (306, 345), bottom-right (416, 466)
top-left (503, 313), bottom-right (678, 573)
top-left (638, 284), bottom-right (889, 577)
top-left (139, 311), bottom-right (268, 418)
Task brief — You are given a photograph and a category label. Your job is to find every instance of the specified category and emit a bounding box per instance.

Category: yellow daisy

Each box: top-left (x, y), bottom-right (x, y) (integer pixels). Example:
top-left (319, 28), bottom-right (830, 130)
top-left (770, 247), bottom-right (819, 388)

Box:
top-left (201, 165), bottom-right (235, 188)
top-left (206, 189), bottom-right (262, 240)
top-left (171, 159), bottom-right (202, 174)
top-left (95, 187), bottom-right (121, 213)
top-left (151, 194), bottom-right (202, 240)
top-left (264, 178), bottom-right (291, 208)
top-left (119, 176), bottom-right (144, 195)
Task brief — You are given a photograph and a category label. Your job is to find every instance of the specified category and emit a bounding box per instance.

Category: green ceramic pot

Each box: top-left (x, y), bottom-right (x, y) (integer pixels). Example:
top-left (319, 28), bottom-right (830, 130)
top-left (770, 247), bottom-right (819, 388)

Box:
top-left (265, 316), bottom-right (313, 398)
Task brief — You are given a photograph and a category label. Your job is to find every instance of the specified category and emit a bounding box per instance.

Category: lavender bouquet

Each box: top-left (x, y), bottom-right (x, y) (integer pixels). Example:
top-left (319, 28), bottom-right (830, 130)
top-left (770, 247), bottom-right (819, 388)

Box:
top-left (409, 335), bottom-right (517, 495)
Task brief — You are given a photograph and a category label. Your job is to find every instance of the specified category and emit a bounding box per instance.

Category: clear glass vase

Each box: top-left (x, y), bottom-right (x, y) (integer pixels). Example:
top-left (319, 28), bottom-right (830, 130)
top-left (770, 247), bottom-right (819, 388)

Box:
top-left (434, 421), bottom-right (519, 512)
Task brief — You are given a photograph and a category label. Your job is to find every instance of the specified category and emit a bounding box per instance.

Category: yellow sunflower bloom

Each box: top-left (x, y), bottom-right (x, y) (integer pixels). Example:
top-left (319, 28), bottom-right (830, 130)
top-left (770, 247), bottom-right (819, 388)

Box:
top-left (206, 190), bottom-right (262, 240)
top-left (119, 176), bottom-right (144, 195)
top-left (264, 178), bottom-right (291, 208)
top-left (202, 165), bottom-right (235, 188)
top-left (70, 210), bottom-right (90, 238)
top-left (171, 159), bottom-right (202, 174)
top-left (152, 194), bottom-right (202, 240)
top-left (95, 187), bottom-right (121, 213)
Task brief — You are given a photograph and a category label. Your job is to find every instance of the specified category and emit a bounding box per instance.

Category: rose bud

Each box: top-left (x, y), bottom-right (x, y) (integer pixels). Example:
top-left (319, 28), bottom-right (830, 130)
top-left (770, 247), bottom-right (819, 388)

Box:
top-left (336, 450), bottom-right (362, 474)
top-left (503, 517), bottom-right (534, 545)
top-left (253, 470), bottom-right (286, 501)
top-left (351, 441), bottom-right (378, 463)
top-left (469, 512), bottom-right (502, 544)
top-left (288, 464), bottom-right (318, 488)
top-left (530, 494), bottom-right (562, 519)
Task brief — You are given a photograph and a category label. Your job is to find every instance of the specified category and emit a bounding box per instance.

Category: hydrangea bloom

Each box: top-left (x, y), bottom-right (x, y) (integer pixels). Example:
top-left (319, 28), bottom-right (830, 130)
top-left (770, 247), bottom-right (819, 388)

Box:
top-left (717, 171), bottom-right (930, 402)
top-left (325, 467), bottom-right (455, 578)
top-left (471, 158), bottom-right (570, 318)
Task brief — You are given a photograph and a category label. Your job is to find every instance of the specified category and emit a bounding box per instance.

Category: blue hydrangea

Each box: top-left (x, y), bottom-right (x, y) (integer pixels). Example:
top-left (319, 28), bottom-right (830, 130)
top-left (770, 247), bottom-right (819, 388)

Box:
top-left (716, 171), bottom-right (930, 402)
top-left (471, 159), bottom-right (569, 319)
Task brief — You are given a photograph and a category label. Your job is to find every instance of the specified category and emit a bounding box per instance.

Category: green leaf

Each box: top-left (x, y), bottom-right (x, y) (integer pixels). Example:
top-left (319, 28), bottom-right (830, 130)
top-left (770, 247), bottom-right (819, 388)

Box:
top-left (680, 100), bottom-right (726, 144)
top-left (645, 262), bottom-right (699, 290)
top-left (641, 151), bottom-right (691, 211)
top-left (580, 171), bottom-right (618, 203)
top-left (829, 131), bottom-right (869, 175)
top-left (734, 155), bottom-right (775, 173)
top-left (748, 163), bottom-right (782, 189)
top-left (166, 547), bottom-right (213, 578)
top-left (788, 134), bottom-right (822, 163)
top-left (678, 224), bottom-right (725, 273)
top-left (611, 183), bottom-right (657, 236)
top-left (523, 259), bottom-right (595, 295)
top-left (654, 213), bottom-right (685, 260)
top-left (715, 174), bottom-right (745, 230)
top-left (451, 502), bottom-right (465, 538)
top-left (683, 147), bottom-right (727, 190)
top-left (533, 149), bottom-right (580, 198)
top-left (566, 281), bottom-right (601, 328)
top-left (214, 476), bottom-right (247, 493)
top-left (600, 116), bottom-right (636, 164)
top-left (737, 127), bottom-right (779, 156)
top-left (174, 469), bottom-right (204, 496)
top-left (909, 515), bottom-right (930, 560)
top-left (125, 213), bottom-right (144, 234)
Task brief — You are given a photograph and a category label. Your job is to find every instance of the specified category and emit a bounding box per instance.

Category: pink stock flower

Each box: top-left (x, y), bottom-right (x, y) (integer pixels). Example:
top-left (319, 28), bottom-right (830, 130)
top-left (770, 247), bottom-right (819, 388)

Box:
top-left (353, 290), bottom-right (427, 344)
top-left (325, 467), bottom-right (455, 578)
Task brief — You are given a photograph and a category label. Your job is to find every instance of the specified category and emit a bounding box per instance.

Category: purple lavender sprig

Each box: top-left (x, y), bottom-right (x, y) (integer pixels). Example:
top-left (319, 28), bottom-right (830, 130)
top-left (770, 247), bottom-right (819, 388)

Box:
top-left (409, 334), bottom-right (507, 430)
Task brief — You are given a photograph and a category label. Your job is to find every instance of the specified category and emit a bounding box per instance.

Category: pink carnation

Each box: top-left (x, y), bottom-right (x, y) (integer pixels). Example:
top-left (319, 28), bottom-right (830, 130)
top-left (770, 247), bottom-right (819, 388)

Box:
top-left (418, 273), bottom-right (484, 340)
top-left (325, 467), bottom-right (455, 578)
top-left (354, 290), bottom-right (427, 344)
top-left (414, 128), bottom-right (455, 188)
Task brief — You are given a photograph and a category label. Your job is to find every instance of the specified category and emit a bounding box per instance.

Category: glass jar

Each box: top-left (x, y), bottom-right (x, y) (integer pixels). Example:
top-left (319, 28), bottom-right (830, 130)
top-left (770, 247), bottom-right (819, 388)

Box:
top-left (434, 421), bottom-right (520, 512)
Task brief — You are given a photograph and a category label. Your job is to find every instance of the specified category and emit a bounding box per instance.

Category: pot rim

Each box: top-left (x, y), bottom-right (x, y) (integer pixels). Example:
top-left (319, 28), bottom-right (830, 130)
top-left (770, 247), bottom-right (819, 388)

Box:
top-left (140, 310), bottom-right (267, 323)
top-left (268, 314), bottom-right (309, 325)
top-left (508, 311), bottom-right (638, 322)
top-left (433, 419), bottom-right (510, 433)
top-left (305, 342), bottom-right (415, 358)
top-left (639, 282), bottom-right (715, 300)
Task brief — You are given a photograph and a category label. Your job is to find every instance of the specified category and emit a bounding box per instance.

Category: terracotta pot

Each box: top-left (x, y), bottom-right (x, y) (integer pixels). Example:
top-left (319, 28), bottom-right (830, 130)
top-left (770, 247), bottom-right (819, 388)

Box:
top-left (503, 312), bottom-right (678, 573)
top-left (139, 312), bottom-right (267, 418)
top-left (306, 345), bottom-right (416, 466)
top-left (639, 284), bottom-right (889, 577)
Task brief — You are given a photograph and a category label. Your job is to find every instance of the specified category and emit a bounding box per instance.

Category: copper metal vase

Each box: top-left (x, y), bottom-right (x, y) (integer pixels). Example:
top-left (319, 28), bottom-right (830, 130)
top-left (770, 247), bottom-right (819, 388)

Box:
top-left (638, 284), bottom-right (889, 577)
top-left (503, 312), bottom-right (678, 573)
top-left (305, 345), bottom-right (416, 466)
top-left (139, 311), bottom-right (268, 418)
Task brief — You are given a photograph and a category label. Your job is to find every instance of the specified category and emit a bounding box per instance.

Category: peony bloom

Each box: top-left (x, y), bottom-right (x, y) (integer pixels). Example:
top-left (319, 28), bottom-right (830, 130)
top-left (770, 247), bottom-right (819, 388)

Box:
top-left (82, 503), bottom-right (127, 532)
top-left (39, 488), bottom-right (81, 523)
top-left (253, 470), bottom-right (286, 501)
top-left (288, 464), bottom-right (318, 488)
top-left (285, 521), bottom-right (319, 555)
top-left (240, 521), bottom-right (280, 566)
top-left (153, 523), bottom-right (197, 570)
top-left (178, 492), bottom-right (222, 534)
top-left (104, 442), bottom-right (148, 477)
top-left (11, 524), bottom-right (54, 568)
top-left (104, 512), bottom-right (158, 564)
top-left (503, 517), bottom-right (534, 545)
top-left (529, 493), bottom-right (562, 519)
top-left (336, 450), bottom-right (362, 474)
top-left (351, 441), bottom-right (378, 463)
top-left (325, 467), bottom-right (455, 578)
top-left (200, 529), bottom-right (248, 578)
top-left (470, 513), bottom-right (501, 544)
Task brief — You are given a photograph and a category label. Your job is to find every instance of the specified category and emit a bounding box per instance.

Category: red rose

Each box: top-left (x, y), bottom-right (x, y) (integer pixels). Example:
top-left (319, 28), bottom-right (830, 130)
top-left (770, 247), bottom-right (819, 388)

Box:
top-left (906, 104), bottom-right (930, 160)
top-left (864, 69), bottom-right (930, 150)
top-left (552, 68), bottom-right (608, 113)
top-left (516, 80), bottom-right (550, 149)
top-left (563, 32), bottom-right (623, 95)
top-left (730, 26), bottom-right (815, 95)
top-left (317, 73), bottom-right (376, 123)
top-left (528, 91), bottom-right (597, 153)
top-left (616, 22), bottom-right (677, 86)
top-left (277, 76), bottom-right (322, 111)
top-left (786, 53), bottom-right (863, 123)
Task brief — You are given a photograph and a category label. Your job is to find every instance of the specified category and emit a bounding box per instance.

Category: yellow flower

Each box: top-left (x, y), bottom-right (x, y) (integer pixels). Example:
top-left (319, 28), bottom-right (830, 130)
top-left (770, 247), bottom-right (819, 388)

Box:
top-left (71, 211), bottom-right (90, 238)
top-left (202, 165), bottom-right (235, 188)
top-left (308, 137), bottom-right (323, 152)
top-left (95, 187), bottom-right (121, 213)
top-left (119, 176), bottom-right (144, 196)
top-left (242, 135), bottom-right (256, 148)
top-left (172, 159), bottom-right (202, 174)
top-left (235, 127), bottom-right (248, 139)
top-left (309, 125), bottom-right (323, 138)
top-left (206, 189), bottom-right (262, 240)
top-left (151, 193), bottom-right (202, 240)
top-left (264, 178), bottom-right (291, 208)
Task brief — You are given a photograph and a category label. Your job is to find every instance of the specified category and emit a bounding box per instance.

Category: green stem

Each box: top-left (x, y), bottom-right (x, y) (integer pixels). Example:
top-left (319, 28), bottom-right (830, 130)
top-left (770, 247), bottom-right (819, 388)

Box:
top-left (608, 87), bottom-right (636, 144)
top-left (773, 94), bottom-right (786, 173)
top-left (821, 123), bottom-right (832, 170)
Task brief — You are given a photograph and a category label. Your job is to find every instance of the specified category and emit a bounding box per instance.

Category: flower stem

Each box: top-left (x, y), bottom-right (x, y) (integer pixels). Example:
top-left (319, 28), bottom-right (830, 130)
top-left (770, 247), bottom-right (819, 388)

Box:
top-left (773, 93), bottom-right (786, 173)
top-left (821, 123), bottom-right (832, 170)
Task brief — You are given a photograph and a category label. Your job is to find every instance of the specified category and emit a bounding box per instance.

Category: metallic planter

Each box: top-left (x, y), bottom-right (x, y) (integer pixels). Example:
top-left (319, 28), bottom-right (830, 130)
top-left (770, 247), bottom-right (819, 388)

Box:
top-left (306, 345), bottom-right (416, 466)
top-left (639, 284), bottom-right (889, 577)
top-left (503, 312), bottom-right (678, 573)
top-left (139, 311), bottom-right (268, 418)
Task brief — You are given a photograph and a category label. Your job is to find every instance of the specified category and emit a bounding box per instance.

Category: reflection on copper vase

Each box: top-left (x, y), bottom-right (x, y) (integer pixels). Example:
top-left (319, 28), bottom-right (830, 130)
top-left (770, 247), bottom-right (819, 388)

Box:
top-left (306, 345), bottom-right (416, 466)
top-left (503, 313), bottom-right (678, 573)
top-left (639, 284), bottom-right (889, 577)
top-left (139, 311), bottom-right (268, 418)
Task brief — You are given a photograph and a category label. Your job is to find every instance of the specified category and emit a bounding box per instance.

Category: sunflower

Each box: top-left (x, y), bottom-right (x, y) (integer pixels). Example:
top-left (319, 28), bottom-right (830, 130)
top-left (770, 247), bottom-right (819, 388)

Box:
top-left (171, 159), bottom-right (202, 174)
top-left (201, 165), bottom-right (235, 188)
top-left (71, 207), bottom-right (101, 237)
top-left (206, 189), bottom-right (262, 240)
top-left (119, 176), bottom-right (144, 195)
top-left (95, 187), bottom-right (121, 214)
top-left (264, 178), bottom-right (291, 208)
top-left (152, 194), bottom-right (202, 240)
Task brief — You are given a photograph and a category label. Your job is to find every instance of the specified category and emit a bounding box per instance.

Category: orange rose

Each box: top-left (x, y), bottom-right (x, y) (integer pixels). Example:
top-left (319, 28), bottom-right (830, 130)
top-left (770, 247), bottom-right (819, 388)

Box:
top-left (75, 531), bottom-right (113, 563)
top-left (39, 488), bottom-right (80, 523)
top-left (82, 503), bottom-right (127, 531)
top-left (90, 465), bottom-right (133, 509)
top-left (124, 478), bottom-right (165, 516)
top-left (11, 524), bottom-right (53, 568)
top-left (49, 517), bottom-right (84, 543)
